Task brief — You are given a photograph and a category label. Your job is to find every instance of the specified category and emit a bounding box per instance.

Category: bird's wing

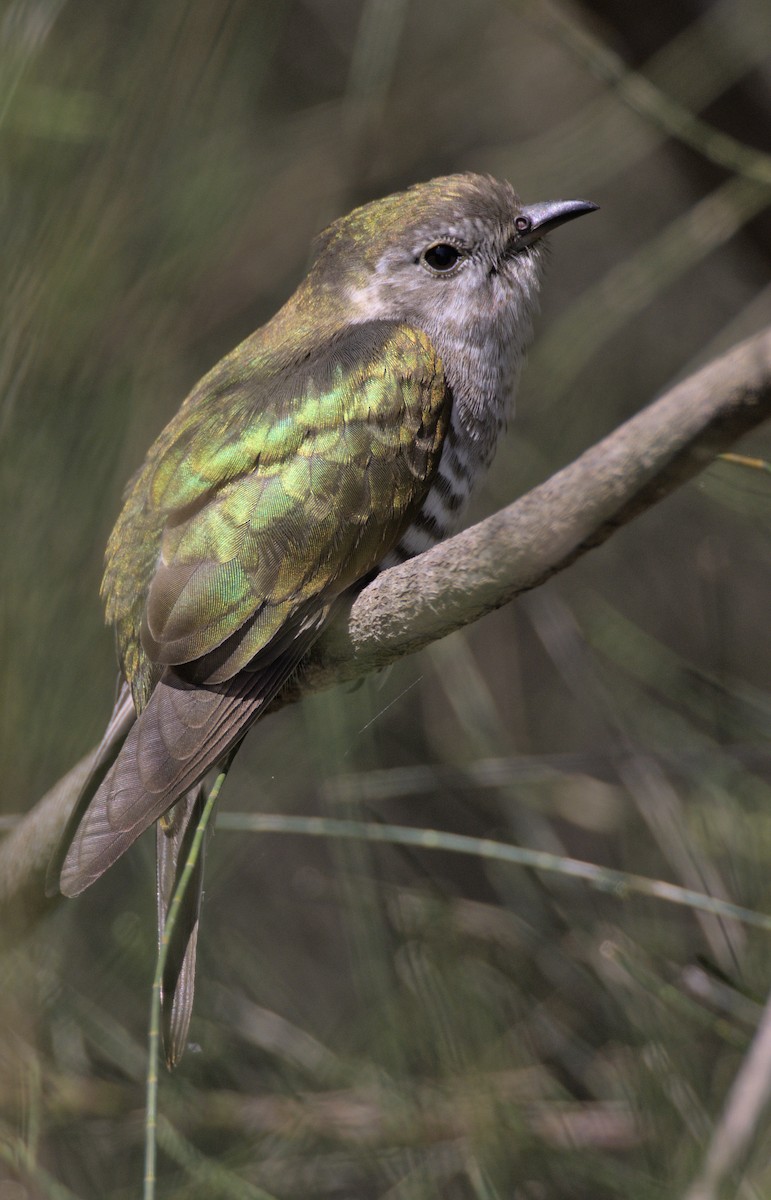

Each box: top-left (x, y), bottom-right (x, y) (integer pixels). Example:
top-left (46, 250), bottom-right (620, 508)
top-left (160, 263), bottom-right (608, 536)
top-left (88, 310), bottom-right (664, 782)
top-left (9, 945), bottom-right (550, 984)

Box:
top-left (59, 322), bottom-right (449, 896)
top-left (139, 321), bottom-right (448, 681)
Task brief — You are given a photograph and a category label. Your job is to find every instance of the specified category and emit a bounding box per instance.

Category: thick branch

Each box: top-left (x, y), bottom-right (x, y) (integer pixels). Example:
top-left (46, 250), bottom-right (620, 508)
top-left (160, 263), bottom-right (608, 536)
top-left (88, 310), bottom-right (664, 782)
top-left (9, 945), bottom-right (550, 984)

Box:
top-left (291, 325), bottom-right (771, 694)
top-left (2, 326), bottom-right (770, 933)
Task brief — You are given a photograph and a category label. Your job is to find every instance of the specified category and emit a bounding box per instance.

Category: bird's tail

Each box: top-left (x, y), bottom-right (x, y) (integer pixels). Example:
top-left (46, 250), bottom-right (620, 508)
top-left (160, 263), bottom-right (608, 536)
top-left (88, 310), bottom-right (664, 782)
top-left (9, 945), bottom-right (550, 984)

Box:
top-left (156, 784), bottom-right (209, 1069)
top-left (45, 681), bottom-right (137, 897)
top-left (47, 676), bottom-right (215, 1068)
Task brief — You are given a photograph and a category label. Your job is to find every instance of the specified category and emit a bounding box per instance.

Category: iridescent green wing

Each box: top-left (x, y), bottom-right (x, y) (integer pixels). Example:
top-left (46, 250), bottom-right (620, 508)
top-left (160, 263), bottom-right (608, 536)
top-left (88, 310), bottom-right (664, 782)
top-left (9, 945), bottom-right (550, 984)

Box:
top-left (103, 320), bottom-right (448, 705)
top-left (60, 322), bottom-right (449, 896)
top-left (141, 320), bottom-right (448, 679)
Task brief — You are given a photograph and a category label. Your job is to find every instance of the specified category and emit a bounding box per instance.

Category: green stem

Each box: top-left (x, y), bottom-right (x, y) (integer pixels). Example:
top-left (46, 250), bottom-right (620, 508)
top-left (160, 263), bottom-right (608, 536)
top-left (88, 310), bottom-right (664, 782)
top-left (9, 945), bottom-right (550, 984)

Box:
top-left (215, 813), bottom-right (771, 933)
top-left (143, 758), bottom-right (232, 1200)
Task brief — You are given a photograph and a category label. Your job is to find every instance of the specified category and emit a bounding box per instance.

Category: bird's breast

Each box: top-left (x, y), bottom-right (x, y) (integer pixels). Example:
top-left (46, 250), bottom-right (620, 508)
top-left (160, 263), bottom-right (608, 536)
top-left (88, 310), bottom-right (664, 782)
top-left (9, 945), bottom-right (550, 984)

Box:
top-left (380, 362), bottom-right (515, 567)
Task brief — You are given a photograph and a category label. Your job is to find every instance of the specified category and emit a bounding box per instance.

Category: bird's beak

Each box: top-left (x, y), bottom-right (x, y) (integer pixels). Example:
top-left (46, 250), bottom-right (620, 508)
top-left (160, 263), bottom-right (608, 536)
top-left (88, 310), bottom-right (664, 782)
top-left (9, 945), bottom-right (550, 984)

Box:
top-left (514, 199), bottom-right (599, 247)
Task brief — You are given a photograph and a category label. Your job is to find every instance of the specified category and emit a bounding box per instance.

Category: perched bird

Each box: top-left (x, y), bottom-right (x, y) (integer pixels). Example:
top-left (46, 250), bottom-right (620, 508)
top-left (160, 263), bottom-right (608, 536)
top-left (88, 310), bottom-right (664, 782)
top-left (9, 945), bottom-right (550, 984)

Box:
top-left (49, 174), bottom-right (597, 1066)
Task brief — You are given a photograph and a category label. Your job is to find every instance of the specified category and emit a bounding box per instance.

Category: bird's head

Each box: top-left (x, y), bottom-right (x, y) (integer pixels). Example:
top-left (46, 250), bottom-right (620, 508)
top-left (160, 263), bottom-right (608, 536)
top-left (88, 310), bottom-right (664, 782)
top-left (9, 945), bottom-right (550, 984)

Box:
top-left (309, 173), bottom-right (597, 352)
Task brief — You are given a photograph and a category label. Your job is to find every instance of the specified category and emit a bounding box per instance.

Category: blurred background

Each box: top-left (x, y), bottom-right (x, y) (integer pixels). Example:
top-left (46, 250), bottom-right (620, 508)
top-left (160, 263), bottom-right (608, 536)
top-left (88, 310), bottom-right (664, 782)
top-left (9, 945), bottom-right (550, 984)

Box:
top-left (1, 0), bottom-right (771, 1196)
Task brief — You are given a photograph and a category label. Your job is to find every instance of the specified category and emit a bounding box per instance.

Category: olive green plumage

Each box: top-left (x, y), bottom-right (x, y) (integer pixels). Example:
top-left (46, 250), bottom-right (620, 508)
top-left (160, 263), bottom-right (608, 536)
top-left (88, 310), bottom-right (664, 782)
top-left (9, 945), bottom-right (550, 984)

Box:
top-left (62, 318), bottom-right (448, 895)
top-left (104, 320), bottom-right (448, 711)
top-left (51, 172), bottom-right (596, 1066)
top-left (59, 316), bottom-right (448, 1069)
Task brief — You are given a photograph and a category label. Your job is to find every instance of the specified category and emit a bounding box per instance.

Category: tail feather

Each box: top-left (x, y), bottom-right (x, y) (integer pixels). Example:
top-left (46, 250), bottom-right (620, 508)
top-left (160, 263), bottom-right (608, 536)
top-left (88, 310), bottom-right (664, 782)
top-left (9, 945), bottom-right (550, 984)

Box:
top-left (46, 681), bottom-right (136, 897)
top-left (53, 613), bottom-right (331, 1067)
top-left (58, 641), bottom-right (307, 898)
top-left (157, 785), bottom-right (208, 1069)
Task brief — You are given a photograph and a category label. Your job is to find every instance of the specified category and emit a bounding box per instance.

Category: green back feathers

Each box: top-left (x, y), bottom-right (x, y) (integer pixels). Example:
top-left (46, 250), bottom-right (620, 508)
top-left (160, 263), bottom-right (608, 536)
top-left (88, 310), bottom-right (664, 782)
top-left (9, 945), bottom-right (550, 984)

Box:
top-left (102, 321), bottom-right (449, 711)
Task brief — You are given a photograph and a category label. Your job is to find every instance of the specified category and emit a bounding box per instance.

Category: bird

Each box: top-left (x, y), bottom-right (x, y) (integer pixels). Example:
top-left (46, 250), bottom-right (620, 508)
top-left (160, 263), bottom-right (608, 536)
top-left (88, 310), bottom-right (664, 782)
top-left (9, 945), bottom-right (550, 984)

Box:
top-left (48, 173), bottom-right (597, 1066)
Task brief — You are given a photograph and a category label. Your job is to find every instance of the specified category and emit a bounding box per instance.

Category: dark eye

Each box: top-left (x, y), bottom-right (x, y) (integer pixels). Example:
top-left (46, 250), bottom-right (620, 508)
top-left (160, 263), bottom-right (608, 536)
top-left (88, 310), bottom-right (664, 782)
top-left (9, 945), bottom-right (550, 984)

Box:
top-left (514, 215), bottom-right (531, 234)
top-left (422, 242), bottom-right (463, 273)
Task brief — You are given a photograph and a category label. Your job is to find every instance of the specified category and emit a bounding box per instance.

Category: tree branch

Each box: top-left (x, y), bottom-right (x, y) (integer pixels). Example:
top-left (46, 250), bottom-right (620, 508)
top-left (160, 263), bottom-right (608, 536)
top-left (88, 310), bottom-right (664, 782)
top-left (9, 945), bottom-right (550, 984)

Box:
top-left (290, 325), bottom-right (771, 693)
top-left (2, 326), bottom-right (770, 935)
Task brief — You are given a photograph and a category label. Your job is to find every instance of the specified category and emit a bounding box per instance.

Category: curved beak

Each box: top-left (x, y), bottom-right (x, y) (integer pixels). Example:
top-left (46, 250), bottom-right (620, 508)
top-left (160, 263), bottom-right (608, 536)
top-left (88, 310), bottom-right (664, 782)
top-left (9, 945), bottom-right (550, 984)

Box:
top-left (516, 198), bottom-right (598, 247)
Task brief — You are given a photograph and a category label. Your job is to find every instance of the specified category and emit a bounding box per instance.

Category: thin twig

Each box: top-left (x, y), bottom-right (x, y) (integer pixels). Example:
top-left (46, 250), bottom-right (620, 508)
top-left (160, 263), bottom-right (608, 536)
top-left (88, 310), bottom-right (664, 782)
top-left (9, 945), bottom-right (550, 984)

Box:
top-left (685, 984), bottom-right (771, 1200)
top-left (508, 0), bottom-right (771, 187)
top-left (144, 759), bottom-right (231, 1200)
top-left (214, 813), bottom-right (771, 934)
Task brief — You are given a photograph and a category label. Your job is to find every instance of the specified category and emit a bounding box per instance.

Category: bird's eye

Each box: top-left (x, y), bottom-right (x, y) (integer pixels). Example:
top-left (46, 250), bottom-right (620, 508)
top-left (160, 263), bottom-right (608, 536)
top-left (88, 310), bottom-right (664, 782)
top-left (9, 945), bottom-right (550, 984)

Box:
top-left (514, 215), bottom-right (532, 234)
top-left (422, 242), bottom-right (463, 273)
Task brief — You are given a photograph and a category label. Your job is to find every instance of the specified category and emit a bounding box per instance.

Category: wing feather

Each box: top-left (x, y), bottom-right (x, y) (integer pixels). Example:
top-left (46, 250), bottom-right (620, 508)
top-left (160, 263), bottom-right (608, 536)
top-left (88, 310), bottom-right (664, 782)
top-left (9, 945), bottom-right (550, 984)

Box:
top-left (59, 321), bottom-right (450, 897)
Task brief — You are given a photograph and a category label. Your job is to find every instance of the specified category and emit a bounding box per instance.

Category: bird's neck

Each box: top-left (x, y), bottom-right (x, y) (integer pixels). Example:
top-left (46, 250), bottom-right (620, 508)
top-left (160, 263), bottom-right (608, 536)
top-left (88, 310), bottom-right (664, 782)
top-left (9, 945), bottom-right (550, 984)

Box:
top-left (255, 277), bottom-right (528, 472)
top-left (420, 296), bottom-right (532, 472)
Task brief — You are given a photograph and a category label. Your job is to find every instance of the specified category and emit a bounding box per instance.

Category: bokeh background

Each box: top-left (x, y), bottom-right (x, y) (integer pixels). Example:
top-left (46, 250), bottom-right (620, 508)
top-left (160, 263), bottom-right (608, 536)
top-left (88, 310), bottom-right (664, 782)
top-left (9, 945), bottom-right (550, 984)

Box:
top-left (2, 0), bottom-right (771, 1196)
